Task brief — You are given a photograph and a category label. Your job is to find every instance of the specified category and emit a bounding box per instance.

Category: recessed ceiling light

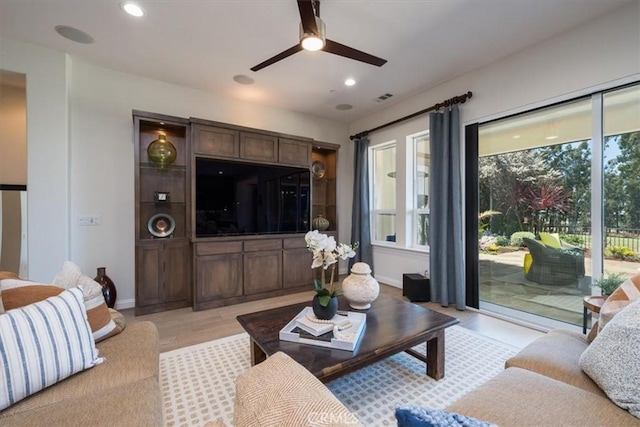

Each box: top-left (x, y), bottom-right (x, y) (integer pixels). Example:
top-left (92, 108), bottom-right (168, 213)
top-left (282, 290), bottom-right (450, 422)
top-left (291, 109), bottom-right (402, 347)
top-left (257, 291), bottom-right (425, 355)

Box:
top-left (233, 74), bottom-right (255, 85)
top-left (121, 2), bottom-right (145, 17)
top-left (344, 78), bottom-right (356, 86)
top-left (513, 135), bottom-right (521, 139)
top-left (545, 135), bottom-right (559, 140)
top-left (55, 25), bottom-right (95, 44)
top-left (335, 104), bottom-right (353, 111)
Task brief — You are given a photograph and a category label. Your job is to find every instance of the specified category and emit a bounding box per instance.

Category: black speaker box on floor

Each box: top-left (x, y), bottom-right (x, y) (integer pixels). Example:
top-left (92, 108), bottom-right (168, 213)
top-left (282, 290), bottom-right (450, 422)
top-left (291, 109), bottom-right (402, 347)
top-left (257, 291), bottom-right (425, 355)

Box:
top-left (402, 273), bottom-right (430, 302)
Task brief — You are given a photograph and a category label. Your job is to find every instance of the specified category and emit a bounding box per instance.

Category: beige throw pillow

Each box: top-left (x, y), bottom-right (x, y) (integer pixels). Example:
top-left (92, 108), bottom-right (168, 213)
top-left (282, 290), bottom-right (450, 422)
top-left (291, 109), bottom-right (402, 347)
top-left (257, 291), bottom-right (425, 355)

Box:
top-left (52, 261), bottom-right (123, 342)
top-left (580, 299), bottom-right (640, 418)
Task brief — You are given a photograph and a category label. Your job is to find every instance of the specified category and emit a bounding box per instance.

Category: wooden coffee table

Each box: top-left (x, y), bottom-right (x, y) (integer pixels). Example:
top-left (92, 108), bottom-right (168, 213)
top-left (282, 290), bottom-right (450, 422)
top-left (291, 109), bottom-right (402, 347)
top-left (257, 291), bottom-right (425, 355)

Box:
top-left (236, 293), bottom-right (459, 383)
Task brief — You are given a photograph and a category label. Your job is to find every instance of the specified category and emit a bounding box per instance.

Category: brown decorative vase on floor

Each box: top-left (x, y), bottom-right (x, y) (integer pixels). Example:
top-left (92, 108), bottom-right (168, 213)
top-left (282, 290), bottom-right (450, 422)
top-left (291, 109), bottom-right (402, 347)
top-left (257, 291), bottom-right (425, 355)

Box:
top-left (312, 295), bottom-right (338, 320)
top-left (94, 267), bottom-right (117, 308)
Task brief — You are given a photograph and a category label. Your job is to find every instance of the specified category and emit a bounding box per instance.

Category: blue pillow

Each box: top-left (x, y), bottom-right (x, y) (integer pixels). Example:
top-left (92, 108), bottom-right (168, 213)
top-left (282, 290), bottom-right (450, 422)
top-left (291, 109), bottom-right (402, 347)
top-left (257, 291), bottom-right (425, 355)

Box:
top-left (395, 406), bottom-right (494, 427)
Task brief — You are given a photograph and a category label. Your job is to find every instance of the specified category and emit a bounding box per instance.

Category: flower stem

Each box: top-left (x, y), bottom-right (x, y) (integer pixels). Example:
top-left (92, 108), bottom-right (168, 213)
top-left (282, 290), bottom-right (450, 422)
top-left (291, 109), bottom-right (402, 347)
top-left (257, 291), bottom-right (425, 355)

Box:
top-left (329, 264), bottom-right (336, 294)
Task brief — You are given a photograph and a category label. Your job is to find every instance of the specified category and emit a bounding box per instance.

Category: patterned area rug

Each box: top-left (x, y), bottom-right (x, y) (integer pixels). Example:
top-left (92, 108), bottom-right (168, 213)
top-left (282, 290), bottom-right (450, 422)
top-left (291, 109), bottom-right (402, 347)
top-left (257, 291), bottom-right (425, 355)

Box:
top-left (160, 326), bottom-right (518, 427)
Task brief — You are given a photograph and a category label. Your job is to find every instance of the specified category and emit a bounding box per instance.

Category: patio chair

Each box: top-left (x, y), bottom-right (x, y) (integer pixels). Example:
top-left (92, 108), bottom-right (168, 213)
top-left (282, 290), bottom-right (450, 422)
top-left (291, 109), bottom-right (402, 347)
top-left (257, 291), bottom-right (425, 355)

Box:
top-left (523, 237), bottom-right (585, 286)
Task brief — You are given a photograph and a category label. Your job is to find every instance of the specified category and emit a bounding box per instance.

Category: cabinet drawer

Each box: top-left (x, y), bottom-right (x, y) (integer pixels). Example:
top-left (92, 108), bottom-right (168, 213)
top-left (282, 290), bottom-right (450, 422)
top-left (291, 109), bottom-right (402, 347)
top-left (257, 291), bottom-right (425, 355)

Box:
top-left (283, 237), bottom-right (308, 249)
top-left (279, 138), bottom-right (311, 166)
top-left (244, 239), bottom-right (282, 252)
top-left (196, 241), bottom-right (243, 256)
top-left (194, 125), bottom-right (239, 158)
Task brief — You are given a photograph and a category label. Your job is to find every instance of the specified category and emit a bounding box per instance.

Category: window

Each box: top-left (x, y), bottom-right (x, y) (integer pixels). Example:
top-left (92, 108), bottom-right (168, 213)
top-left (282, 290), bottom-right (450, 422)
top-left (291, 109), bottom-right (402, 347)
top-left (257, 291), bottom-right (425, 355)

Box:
top-left (371, 143), bottom-right (396, 243)
top-left (413, 134), bottom-right (430, 247)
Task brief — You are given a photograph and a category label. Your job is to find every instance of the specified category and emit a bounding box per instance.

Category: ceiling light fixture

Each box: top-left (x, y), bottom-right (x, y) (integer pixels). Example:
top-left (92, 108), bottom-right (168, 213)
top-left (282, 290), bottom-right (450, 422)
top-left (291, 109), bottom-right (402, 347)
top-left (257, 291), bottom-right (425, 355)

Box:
top-left (344, 78), bottom-right (356, 86)
top-left (300, 18), bottom-right (326, 51)
top-left (513, 135), bottom-right (521, 139)
top-left (121, 2), bottom-right (145, 17)
top-left (545, 135), bottom-right (559, 140)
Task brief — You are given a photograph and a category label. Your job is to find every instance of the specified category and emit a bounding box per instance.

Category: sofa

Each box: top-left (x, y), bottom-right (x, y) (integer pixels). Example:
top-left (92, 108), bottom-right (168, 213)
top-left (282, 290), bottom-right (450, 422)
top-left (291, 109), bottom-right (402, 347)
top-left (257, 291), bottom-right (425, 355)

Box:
top-left (0, 317), bottom-right (162, 426)
top-left (234, 328), bottom-right (639, 426)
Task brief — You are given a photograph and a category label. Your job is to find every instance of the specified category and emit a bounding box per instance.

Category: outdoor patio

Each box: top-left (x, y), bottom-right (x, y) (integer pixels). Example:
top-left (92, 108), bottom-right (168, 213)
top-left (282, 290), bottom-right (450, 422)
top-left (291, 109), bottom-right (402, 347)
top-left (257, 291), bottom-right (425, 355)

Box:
top-left (479, 250), bottom-right (639, 327)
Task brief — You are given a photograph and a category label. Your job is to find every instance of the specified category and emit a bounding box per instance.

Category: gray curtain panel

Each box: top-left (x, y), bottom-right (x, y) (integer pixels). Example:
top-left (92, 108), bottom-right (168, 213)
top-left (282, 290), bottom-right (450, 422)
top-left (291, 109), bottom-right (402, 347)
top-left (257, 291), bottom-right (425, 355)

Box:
top-left (350, 136), bottom-right (374, 271)
top-left (429, 105), bottom-right (465, 309)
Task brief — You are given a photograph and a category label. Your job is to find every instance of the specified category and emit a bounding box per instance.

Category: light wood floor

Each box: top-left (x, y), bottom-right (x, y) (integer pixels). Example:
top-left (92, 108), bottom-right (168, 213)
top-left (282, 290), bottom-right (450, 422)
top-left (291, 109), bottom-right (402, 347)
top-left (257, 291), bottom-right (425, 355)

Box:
top-left (121, 284), bottom-right (545, 353)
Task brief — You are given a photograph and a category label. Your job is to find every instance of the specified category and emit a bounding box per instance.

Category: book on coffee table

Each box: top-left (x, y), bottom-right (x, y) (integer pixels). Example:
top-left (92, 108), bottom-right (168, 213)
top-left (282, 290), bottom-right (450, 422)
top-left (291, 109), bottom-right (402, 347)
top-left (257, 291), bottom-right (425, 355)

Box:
top-left (279, 307), bottom-right (366, 351)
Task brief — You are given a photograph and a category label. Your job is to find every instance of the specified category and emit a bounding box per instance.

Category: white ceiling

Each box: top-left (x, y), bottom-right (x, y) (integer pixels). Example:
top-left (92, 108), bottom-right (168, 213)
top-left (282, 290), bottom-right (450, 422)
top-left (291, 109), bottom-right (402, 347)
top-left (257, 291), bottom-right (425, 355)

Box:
top-left (0, 0), bottom-right (632, 123)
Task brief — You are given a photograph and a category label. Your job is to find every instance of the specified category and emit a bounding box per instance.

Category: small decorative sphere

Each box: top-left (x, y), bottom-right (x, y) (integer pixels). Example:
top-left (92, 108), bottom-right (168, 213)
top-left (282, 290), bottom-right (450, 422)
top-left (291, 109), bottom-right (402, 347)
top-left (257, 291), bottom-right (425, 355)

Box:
top-left (312, 215), bottom-right (330, 231)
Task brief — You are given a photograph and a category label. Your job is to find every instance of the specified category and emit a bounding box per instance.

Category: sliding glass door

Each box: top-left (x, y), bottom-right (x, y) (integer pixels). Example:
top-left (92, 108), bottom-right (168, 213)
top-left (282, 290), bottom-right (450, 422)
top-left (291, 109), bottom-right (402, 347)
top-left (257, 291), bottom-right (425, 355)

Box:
top-left (473, 83), bottom-right (639, 327)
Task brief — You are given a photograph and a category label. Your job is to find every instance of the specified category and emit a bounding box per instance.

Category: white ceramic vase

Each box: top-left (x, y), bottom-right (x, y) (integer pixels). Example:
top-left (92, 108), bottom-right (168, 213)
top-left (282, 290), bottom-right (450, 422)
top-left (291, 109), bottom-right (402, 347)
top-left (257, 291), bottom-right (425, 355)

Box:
top-left (342, 262), bottom-right (379, 310)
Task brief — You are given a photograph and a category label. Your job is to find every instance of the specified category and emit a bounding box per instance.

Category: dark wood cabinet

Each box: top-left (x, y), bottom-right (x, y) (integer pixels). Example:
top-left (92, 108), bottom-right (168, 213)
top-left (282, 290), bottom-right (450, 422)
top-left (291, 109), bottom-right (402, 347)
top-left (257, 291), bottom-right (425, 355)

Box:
top-left (132, 112), bottom-right (335, 312)
top-left (279, 138), bottom-right (312, 166)
top-left (134, 111), bottom-right (192, 315)
top-left (193, 124), bottom-right (239, 158)
top-left (240, 133), bottom-right (278, 162)
top-left (312, 143), bottom-right (339, 234)
top-left (135, 239), bottom-right (190, 314)
top-left (243, 250), bottom-right (282, 295)
top-left (195, 252), bottom-right (243, 303)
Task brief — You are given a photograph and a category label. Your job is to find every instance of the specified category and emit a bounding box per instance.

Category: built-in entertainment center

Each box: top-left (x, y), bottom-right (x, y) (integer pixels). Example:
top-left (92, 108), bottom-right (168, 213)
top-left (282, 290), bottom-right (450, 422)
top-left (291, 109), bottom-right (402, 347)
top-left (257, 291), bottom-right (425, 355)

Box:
top-left (134, 111), bottom-right (338, 315)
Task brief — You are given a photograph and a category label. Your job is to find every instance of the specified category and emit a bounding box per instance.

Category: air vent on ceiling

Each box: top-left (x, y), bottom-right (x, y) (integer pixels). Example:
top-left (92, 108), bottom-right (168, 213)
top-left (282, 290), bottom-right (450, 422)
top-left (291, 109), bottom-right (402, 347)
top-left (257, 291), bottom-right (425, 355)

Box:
top-left (375, 93), bottom-right (394, 102)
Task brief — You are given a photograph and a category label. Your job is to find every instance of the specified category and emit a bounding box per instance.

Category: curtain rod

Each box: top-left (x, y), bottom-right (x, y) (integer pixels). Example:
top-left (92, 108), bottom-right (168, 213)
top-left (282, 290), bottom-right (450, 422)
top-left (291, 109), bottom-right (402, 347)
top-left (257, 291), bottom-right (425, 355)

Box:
top-left (349, 91), bottom-right (473, 141)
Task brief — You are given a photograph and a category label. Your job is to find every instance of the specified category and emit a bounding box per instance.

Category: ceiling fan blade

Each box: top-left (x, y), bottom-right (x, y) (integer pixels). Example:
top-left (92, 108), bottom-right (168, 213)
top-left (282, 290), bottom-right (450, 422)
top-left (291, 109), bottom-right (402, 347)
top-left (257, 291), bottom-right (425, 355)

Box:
top-left (297, 0), bottom-right (318, 34)
top-left (250, 44), bottom-right (304, 72)
top-left (324, 39), bottom-right (387, 67)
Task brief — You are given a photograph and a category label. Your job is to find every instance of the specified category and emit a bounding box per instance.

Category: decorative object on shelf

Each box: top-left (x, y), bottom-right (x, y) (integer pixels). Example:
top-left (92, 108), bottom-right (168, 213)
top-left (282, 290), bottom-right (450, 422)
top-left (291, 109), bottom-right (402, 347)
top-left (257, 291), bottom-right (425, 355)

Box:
top-left (154, 191), bottom-right (170, 202)
top-left (312, 215), bottom-right (330, 231)
top-left (311, 160), bottom-right (326, 178)
top-left (342, 262), bottom-right (380, 310)
top-left (305, 230), bottom-right (358, 319)
top-left (147, 134), bottom-right (177, 169)
top-left (94, 267), bottom-right (117, 308)
top-left (147, 213), bottom-right (176, 238)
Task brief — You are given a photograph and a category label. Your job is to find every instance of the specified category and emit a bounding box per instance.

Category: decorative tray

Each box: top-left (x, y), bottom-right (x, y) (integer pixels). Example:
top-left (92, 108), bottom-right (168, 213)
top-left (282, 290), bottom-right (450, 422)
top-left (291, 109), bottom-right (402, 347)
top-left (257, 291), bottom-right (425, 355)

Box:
top-left (279, 307), bottom-right (366, 352)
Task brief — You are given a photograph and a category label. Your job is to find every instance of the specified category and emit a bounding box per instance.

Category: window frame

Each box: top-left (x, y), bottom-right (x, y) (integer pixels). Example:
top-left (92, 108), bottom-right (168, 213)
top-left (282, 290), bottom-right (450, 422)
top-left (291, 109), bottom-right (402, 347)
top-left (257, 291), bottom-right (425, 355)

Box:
top-left (369, 141), bottom-right (397, 245)
top-left (412, 131), bottom-right (430, 249)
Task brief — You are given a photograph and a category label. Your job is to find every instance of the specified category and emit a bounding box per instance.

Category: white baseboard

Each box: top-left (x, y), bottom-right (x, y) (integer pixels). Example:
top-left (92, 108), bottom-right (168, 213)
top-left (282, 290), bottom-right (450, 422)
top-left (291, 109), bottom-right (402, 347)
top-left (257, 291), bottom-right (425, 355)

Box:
top-left (114, 298), bottom-right (135, 310)
top-left (375, 275), bottom-right (401, 288)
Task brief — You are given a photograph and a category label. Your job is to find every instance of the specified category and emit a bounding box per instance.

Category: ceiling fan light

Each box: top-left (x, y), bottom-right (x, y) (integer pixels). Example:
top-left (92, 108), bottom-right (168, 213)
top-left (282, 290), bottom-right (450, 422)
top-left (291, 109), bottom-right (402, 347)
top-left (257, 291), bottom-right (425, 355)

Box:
top-left (301, 35), bottom-right (324, 51)
top-left (300, 17), bottom-right (326, 51)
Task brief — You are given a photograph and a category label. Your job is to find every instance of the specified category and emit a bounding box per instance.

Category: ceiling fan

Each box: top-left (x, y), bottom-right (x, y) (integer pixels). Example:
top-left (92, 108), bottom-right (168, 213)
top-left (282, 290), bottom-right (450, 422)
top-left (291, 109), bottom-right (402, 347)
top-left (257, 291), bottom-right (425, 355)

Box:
top-left (250, 0), bottom-right (387, 72)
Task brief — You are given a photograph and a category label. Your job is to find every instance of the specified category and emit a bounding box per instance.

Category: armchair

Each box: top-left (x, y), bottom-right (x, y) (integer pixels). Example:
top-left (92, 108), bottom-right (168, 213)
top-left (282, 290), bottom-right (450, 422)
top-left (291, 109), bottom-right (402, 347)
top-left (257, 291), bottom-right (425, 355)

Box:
top-left (523, 237), bottom-right (585, 286)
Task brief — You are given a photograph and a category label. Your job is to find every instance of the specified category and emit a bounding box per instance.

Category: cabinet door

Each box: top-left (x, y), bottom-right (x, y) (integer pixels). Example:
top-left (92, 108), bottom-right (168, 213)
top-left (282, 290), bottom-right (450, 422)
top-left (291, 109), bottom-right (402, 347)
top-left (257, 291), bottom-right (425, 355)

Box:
top-left (136, 242), bottom-right (164, 307)
top-left (240, 133), bottom-right (277, 162)
top-left (279, 138), bottom-right (311, 167)
top-left (194, 124), bottom-right (240, 158)
top-left (243, 250), bottom-right (282, 295)
top-left (196, 253), bottom-right (243, 302)
top-left (282, 248), bottom-right (314, 289)
top-left (163, 240), bottom-right (190, 302)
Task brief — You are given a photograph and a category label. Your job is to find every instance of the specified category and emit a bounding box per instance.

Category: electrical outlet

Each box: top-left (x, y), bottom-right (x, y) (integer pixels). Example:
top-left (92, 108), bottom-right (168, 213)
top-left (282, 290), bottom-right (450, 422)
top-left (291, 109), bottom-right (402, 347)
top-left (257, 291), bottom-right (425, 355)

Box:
top-left (78, 215), bottom-right (101, 226)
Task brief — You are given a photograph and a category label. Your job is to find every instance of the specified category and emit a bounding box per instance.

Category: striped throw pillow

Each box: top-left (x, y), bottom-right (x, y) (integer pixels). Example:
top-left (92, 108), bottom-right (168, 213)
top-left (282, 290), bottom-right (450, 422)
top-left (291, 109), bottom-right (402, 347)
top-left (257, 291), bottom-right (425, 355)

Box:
top-left (0, 287), bottom-right (104, 410)
top-left (52, 262), bottom-right (123, 342)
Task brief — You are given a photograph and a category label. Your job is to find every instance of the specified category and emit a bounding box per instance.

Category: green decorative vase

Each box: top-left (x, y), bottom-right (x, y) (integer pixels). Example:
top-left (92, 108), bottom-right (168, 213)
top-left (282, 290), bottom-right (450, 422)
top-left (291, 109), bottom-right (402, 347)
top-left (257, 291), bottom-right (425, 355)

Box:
top-left (147, 134), bottom-right (177, 169)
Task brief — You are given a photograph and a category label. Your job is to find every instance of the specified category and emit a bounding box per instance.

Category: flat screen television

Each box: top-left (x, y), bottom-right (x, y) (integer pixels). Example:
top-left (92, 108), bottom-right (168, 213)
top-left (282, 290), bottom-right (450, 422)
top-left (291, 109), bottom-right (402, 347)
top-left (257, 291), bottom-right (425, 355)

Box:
top-left (195, 157), bottom-right (310, 237)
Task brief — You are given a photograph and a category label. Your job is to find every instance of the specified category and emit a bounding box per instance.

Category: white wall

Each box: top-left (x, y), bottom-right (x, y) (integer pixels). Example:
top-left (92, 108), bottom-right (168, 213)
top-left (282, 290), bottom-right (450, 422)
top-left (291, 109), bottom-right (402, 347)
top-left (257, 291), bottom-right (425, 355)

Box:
top-left (351, 0), bottom-right (640, 288)
top-left (0, 38), bottom-right (69, 281)
top-left (68, 59), bottom-right (350, 308)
